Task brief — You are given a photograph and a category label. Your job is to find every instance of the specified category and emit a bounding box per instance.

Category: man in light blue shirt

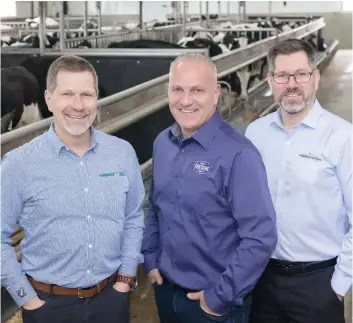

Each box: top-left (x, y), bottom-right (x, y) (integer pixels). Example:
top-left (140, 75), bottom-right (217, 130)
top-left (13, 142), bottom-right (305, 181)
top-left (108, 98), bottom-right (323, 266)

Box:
top-left (246, 39), bottom-right (351, 323)
top-left (1, 55), bottom-right (145, 323)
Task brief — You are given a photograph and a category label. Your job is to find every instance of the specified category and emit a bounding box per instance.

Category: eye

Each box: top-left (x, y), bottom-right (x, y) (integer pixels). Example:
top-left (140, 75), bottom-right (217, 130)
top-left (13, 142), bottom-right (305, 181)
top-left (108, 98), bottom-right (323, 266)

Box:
top-left (173, 88), bottom-right (182, 92)
top-left (277, 74), bottom-right (287, 78)
top-left (83, 93), bottom-right (93, 97)
top-left (298, 72), bottom-right (308, 76)
top-left (193, 88), bottom-right (203, 93)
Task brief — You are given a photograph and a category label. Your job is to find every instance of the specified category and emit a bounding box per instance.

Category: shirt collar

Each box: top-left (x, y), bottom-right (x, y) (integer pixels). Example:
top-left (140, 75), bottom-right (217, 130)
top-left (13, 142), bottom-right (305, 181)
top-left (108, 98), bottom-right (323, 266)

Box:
top-left (47, 122), bottom-right (99, 156)
top-left (169, 109), bottom-right (223, 150)
top-left (271, 99), bottom-right (323, 129)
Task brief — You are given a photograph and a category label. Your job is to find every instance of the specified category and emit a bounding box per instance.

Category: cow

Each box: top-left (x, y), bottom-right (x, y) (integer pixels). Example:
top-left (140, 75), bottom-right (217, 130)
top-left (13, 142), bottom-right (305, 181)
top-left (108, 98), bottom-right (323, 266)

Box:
top-left (1, 66), bottom-right (41, 133)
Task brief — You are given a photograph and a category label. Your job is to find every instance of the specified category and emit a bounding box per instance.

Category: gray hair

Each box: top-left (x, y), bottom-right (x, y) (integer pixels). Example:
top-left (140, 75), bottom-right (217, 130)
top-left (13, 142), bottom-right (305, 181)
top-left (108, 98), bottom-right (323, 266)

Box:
top-left (267, 38), bottom-right (317, 71)
top-left (169, 52), bottom-right (218, 82)
top-left (46, 55), bottom-right (99, 94)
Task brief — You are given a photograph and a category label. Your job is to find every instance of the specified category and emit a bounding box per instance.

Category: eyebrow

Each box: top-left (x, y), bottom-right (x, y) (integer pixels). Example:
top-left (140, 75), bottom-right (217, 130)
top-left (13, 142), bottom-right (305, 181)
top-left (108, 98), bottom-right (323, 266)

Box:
top-left (274, 68), bottom-right (310, 73)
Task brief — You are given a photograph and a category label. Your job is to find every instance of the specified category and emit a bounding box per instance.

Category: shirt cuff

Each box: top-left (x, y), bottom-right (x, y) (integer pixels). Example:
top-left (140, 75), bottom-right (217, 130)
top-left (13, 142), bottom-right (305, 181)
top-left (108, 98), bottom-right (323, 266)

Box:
top-left (331, 266), bottom-right (352, 297)
top-left (143, 252), bottom-right (159, 274)
top-left (118, 258), bottom-right (140, 277)
top-left (203, 288), bottom-right (232, 315)
top-left (7, 276), bottom-right (37, 308)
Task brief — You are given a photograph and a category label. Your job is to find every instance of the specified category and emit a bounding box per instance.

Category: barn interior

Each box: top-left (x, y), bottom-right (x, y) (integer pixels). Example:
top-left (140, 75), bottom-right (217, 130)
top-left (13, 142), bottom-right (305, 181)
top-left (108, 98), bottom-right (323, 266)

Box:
top-left (1, 1), bottom-right (352, 323)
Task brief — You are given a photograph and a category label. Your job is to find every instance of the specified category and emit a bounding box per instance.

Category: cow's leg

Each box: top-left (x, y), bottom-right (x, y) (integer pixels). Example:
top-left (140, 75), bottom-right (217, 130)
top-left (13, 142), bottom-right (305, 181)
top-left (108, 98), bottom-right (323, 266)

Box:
top-left (1, 110), bottom-right (15, 133)
top-left (236, 68), bottom-right (251, 100)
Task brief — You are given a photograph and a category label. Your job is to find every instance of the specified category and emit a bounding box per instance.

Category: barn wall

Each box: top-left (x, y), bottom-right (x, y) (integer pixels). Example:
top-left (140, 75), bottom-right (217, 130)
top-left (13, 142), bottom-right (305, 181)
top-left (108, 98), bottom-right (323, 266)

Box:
top-left (15, 1), bottom-right (344, 19)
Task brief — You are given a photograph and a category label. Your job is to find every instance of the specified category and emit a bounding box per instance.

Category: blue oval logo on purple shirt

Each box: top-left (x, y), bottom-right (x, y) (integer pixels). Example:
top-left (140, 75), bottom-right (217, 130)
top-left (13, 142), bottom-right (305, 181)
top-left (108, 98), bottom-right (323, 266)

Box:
top-left (192, 161), bottom-right (212, 175)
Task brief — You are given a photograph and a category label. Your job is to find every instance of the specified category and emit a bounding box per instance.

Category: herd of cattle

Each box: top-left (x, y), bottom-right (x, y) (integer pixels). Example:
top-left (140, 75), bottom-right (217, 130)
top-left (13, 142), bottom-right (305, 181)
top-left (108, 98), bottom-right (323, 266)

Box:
top-left (1, 16), bottom-right (326, 134)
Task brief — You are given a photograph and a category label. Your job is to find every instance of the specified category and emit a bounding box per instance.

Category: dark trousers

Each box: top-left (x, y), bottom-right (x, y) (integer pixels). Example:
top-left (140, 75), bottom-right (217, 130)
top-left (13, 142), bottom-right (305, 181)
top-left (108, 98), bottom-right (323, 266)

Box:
top-left (22, 282), bottom-right (130, 323)
top-left (249, 262), bottom-right (345, 323)
top-left (153, 279), bottom-right (252, 323)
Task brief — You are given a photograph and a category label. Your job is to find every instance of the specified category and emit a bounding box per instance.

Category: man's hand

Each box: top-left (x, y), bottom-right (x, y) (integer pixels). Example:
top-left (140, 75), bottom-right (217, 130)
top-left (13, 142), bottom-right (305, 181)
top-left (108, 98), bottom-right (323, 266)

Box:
top-left (336, 293), bottom-right (344, 302)
top-left (147, 269), bottom-right (163, 286)
top-left (113, 282), bottom-right (131, 293)
top-left (187, 290), bottom-right (223, 317)
top-left (22, 296), bottom-right (45, 310)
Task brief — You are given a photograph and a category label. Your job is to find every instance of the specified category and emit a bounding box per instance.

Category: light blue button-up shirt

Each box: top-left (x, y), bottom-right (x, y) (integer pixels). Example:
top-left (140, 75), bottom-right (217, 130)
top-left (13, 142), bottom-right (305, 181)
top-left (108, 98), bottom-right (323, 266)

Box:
top-left (245, 100), bottom-right (352, 296)
top-left (1, 124), bottom-right (145, 307)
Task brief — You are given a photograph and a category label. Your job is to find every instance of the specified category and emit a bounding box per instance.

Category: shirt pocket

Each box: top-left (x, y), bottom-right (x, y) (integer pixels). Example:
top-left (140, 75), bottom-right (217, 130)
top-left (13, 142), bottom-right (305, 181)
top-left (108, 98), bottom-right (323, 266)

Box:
top-left (293, 150), bottom-right (335, 187)
top-left (94, 175), bottom-right (130, 220)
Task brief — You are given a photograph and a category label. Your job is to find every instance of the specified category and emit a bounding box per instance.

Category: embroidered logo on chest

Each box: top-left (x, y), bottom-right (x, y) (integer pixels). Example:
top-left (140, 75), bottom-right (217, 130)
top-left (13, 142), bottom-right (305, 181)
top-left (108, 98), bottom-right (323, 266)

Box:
top-left (298, 152), bottom-right (322, 162)
top-left (192, 161), bottom-right (212, 175)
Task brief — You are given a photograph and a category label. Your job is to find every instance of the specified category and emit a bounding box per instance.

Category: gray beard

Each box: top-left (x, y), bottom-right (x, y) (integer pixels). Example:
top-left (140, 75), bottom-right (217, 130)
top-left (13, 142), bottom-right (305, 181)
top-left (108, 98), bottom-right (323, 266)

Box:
top-left (280, 96), bottom-right (315, 115)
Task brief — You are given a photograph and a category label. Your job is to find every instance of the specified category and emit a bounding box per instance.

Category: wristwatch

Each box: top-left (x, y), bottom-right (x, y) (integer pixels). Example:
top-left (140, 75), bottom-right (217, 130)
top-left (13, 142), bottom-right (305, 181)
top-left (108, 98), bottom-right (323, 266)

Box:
top-left (116, 275), bottom-right (138, 291)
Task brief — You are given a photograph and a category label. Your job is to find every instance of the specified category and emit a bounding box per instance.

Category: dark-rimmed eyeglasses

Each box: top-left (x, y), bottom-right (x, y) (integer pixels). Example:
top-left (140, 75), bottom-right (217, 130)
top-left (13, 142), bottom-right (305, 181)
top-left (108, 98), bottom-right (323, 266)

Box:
top-left (271, 71), bottom-right (314, 84)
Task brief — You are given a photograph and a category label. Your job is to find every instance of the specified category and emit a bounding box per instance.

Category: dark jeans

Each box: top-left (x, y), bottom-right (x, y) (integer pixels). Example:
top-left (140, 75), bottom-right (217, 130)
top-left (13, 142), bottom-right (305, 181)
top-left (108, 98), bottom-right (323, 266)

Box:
top-left (153, 279), bottom-right (252, 323)
top-left (22, 282), bottom-right (130, 323)
top-left (249, 264), bottom-right (345, 323)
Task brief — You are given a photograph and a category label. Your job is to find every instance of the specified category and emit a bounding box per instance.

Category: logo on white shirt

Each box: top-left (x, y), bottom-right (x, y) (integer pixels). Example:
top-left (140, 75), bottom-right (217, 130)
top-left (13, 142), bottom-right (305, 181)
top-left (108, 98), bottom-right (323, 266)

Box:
top-left (299, 152), bottom-right (322, 162)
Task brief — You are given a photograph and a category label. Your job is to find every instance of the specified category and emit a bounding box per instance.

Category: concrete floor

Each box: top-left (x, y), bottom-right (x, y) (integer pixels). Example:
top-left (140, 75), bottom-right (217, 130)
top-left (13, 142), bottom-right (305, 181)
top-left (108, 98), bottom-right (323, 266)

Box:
top-left (6, 50), bottom-right (352, 323)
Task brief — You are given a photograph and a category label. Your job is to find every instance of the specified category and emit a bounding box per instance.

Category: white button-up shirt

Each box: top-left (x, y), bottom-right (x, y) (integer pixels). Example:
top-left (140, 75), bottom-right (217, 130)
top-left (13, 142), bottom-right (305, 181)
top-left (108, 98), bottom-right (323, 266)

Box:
top-left (245, 100), bottom-right (352, 296)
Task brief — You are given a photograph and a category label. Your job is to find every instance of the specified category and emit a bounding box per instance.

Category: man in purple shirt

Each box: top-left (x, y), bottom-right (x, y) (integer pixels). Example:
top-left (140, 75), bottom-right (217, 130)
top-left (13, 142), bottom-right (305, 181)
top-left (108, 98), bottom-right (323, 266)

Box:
top-left (142, 53), bottom-right (278, 323)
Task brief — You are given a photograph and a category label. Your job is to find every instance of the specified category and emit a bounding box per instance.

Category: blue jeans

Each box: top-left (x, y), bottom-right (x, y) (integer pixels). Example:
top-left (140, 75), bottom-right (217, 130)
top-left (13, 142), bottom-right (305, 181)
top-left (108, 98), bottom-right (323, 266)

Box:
top-left (153, 280), bottom-right (251, 323)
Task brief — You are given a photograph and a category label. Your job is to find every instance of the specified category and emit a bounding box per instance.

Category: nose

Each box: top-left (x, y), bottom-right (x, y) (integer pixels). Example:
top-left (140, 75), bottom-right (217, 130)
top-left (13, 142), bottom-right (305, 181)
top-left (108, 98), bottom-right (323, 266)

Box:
top-left (72, 94), bottom-right (85, 110)
top-left (180, 92), bottom-right (193, 106)
top-left (287, 75), bottom-right (297, 87)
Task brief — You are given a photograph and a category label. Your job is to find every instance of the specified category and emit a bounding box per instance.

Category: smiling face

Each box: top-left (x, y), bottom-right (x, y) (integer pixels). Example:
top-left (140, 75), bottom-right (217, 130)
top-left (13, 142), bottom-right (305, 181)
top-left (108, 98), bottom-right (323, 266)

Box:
top-left (268, 51), bottom-right (320, 115)
top-left (45, 69), bottom-right (98, 138)
top-left (168, 58), bottom-right (220, 138)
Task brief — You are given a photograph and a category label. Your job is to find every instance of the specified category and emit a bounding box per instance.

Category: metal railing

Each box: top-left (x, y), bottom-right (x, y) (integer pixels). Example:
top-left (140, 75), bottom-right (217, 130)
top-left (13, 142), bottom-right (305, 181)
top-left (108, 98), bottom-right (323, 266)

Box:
top-left (17, 28), bottom-right (101, 38)
top-left (65, 21), bottom-right (201, 48)
top-left (186, 27), bottom-right (277, 41)
top-left (1, 18), bottom-right (326, 153)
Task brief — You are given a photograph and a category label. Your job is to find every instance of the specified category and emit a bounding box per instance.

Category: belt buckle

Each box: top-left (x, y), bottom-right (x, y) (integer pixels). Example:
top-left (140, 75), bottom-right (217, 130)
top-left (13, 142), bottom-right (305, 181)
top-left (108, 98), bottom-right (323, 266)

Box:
top-left (77, 288), bottom-right (84, 299)
top-left (96, 283), bottom-right (101, 294)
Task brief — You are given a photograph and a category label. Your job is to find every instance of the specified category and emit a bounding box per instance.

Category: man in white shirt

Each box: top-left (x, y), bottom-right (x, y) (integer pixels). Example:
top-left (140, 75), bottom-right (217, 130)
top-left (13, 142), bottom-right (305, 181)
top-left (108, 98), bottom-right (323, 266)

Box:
top-left (245, 38), bottom-right (351, 323)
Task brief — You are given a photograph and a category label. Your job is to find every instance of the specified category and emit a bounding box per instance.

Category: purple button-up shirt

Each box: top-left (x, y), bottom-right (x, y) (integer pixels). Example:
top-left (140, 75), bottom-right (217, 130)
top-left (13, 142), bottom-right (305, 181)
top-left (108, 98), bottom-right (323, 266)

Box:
top-left (142, 110), bottom-right (277, 314)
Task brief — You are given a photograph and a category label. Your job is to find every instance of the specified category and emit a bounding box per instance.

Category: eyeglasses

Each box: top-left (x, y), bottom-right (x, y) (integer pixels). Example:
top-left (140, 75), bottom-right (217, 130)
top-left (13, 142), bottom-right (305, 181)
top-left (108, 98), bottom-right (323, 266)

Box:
top-left (271, 71), bottom-right (314, 84)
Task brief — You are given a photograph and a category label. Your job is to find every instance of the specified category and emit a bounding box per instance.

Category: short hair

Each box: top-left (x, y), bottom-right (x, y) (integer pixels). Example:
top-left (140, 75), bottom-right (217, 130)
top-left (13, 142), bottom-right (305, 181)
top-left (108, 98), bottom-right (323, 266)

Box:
top-left (169, 52), bottom-right (218, 83)
top-left (46, 55), bottom-right (98, 94)
top-left (267, 38), bottom-right (317, 71)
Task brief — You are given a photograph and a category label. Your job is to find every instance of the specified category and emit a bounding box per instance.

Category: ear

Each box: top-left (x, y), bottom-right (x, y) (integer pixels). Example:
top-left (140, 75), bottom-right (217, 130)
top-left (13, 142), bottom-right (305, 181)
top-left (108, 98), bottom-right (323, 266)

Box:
top-left (313, 68), bottom-right (320, 91)
top-left (214, 83), bottom-right (221, 105)
top-left (44, 90), bottom-right (53, 113)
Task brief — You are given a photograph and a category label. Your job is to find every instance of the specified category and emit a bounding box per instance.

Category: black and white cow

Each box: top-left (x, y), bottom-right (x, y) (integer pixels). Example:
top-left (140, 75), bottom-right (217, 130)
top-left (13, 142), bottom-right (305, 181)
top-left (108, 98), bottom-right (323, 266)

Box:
top-left (1, 66), bottom-right (41, 133)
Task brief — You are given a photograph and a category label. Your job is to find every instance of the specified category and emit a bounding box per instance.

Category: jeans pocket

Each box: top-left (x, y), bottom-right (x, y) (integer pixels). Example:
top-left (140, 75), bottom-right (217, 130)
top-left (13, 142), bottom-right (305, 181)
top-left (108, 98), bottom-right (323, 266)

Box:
top-left (198, 303), bottom-right (230, 322)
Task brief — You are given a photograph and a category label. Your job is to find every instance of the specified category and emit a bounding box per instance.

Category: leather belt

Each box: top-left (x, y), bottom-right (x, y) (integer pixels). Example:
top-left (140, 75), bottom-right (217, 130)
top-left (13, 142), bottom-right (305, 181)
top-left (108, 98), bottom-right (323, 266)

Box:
top-left (268, 257), bottom-right (337, 275)
top-left (28, 272), bottom-right (117, 299)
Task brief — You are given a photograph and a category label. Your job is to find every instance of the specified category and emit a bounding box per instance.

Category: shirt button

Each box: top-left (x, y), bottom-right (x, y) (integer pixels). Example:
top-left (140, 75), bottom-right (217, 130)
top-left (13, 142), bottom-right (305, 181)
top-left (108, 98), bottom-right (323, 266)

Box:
top-left (87, 269), bottom-right (91, 274)
top-left (80, 162), bottom-right (83, 166)
top-left (84, 188), bottom-right (88, 192)
top-left (88, 243), bottom-right (92, 248)
top-left (174, 175), bottom-right (178, 179)
top-left (87, 215), bottom-right (91, 219)
top-left (181, 149), bottom-right (185, 152)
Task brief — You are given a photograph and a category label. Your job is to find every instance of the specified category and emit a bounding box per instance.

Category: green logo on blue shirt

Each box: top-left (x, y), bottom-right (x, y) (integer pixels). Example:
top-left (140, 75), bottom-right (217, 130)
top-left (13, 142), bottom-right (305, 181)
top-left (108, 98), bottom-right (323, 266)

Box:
top-left (99, 172), bottom-right (125, 177)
